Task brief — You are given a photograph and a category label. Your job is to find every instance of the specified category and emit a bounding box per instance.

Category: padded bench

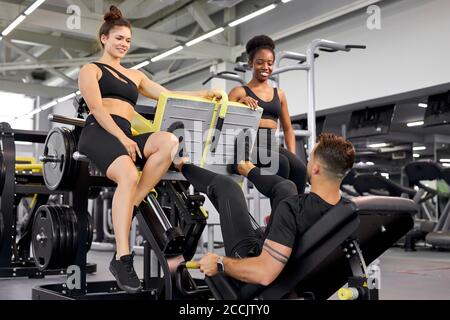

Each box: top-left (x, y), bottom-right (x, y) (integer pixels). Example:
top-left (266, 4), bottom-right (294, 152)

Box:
top-left (203, 196), bottom-right (416, 300)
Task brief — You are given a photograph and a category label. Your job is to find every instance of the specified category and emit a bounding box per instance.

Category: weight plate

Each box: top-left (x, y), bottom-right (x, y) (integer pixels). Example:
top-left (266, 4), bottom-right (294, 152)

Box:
top-left (61, 128), bottom-right (75, 186)
top-left (0, 152), bottom-right (5, 195)
top-left (42, 128), bottom-right (71, 190)
top-left (45, 206), bottom-right (62, 270)
top-left (56, 206), bottom-right (73, 268)
top-left (62, 206), bottom-right (75, 265)
top-left (51, 206), bottom-right (66, 268)
top-left (31, 205), bottom-right (60, 271)
top-left (60, 205), bottom-right (75, 265)
top-left (0, 211), bottom-right (4, 247)
top-left (68, 206), bottom-right (78, 259)
top-left (66, 128), bottom-right (79, 183)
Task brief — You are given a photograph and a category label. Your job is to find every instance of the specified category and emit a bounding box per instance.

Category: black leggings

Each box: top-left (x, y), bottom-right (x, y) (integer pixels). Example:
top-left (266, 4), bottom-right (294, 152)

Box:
top-left (181, 164), bottom-right (297, 258)
top-left (254, 129), bottom-right (306, 194)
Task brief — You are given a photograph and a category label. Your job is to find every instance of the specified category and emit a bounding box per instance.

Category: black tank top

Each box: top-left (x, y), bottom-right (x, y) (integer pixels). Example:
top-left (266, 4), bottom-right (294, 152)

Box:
top-left (243, 86), bottom-right (281, 121)
top-left (92, 62), bottom-right (138, 107)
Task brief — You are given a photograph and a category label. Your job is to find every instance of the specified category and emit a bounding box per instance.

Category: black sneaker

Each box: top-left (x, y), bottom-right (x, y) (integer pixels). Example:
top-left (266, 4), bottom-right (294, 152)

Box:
top-left (227, 128), bottom-right (251, 175)
top-left (109, 252), bottom-right (142, 294)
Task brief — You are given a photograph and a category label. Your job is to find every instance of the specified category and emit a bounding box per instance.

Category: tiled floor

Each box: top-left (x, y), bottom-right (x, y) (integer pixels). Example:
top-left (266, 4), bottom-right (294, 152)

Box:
top-left (0, 247), bottom-right (449, 300)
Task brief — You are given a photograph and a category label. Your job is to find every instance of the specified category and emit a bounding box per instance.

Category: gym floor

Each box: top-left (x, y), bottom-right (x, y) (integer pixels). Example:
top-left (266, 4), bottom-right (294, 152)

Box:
top-left (0, 247), bottom-right (449, 300)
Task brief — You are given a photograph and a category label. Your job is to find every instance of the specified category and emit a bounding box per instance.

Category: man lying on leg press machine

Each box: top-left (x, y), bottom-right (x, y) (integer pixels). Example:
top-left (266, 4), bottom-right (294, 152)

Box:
top-left (173, 132), bottom-right (355, 286)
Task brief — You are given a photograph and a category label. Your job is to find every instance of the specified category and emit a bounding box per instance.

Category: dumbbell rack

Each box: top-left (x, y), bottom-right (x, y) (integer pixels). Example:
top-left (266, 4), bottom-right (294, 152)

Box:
top-left (0, 122), bottom-right (85, 278)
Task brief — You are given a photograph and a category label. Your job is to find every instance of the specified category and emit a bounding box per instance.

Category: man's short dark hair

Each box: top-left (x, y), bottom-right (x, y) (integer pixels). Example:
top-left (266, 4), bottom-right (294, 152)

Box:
top-left (313, 133), bottom-right (355, 180)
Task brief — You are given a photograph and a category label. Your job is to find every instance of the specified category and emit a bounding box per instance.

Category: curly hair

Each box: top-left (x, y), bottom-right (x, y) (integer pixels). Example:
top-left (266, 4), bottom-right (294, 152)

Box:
top-left (246, 35), bottom-right (275, 62)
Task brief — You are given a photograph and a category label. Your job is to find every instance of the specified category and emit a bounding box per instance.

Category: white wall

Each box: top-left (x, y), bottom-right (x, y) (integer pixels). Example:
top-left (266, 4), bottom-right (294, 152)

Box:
top-left (164, 68), bottom-right (211, 91)
top-left (237, 0), bottom-right (357, 43)
top-left (266, 0), bottom-right (450, 115)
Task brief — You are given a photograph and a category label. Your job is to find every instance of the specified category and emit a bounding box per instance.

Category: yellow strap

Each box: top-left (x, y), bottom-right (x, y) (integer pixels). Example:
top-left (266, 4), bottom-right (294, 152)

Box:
top-left (200, 91), bottom-right (229, 167)
top-left (200, 100), bottom-right (219, 167)
top-left (131, 111), bottom-right (154, 134)
top-left (215, 90), bottom-right (229, 119)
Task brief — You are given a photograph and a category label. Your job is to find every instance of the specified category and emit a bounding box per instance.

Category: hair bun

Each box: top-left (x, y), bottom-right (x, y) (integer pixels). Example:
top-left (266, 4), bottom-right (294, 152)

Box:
top-left (104, 5), bottom-right (122, 22)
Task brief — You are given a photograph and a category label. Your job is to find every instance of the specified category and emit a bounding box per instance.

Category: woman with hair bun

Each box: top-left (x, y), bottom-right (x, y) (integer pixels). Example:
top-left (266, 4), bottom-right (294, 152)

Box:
top-left (78, 5), bottom-right (222, 294)
top-left (229, 35), bottom-right (306, 194)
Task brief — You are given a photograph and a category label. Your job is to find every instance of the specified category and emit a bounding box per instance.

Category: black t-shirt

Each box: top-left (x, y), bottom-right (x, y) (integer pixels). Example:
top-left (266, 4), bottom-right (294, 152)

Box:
top-left (264, 192), bottom-right (349, 248)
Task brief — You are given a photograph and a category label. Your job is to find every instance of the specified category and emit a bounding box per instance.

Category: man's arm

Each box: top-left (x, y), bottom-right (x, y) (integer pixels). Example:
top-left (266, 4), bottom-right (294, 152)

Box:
top-left (198, 239), bottom-right (292, 286)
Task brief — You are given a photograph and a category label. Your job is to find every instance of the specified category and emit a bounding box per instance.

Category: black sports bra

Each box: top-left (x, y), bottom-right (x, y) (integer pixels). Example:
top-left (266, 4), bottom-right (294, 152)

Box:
top-left (243, 86), bottom-right (281, 121)
top-left (92, 62), bottom-right (138, 107)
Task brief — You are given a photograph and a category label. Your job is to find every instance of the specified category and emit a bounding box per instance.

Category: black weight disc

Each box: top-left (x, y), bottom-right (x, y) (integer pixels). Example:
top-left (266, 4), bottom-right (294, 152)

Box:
top-left (0, 152), bottom-right (5, 195)
top-left (63, 206), bottom-right (75, 265)
top-left (61, 128), bottom-right (75, 187)
top-left (42, 128), bottom-right (71, 190)
top-left (68, 206), bottom-right (78, 260)
top-left (51, 206), bottom-right (66, 268)
top-left (0, 211), bottom-right (4, 247)
top-left (46, 206), bottom-right (63, 270)
top-left (66, 129), bottom-right (79, 183)
top-left (54, 205), bottom-right (69, 268)
top-left (31, 205), bottom-right (60, 271)
top-left (60, 205), bottom-right (75, 265)
top-left (59, 129), bottom-right (71, 188)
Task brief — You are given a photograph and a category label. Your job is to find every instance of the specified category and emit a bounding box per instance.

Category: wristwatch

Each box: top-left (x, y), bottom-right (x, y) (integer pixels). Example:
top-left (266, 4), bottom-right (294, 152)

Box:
top-left (217, 256), bottom-right (225, 273)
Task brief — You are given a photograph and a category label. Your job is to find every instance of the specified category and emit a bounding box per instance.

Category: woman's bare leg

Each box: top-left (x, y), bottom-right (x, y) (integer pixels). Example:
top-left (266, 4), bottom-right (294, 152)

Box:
top-left (132, 131), bottom-right (179, 206)
top-left (106, 155), bottom-right (140, 258)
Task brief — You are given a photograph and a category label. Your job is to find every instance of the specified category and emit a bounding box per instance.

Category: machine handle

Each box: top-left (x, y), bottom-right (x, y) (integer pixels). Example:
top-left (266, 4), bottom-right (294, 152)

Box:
top-left (346, 45), bottom-right (367, 50)
top-left (202, 76), bottom-right (213, 85)
top-left (175, 262), bottom-right (209, 297)
top-left (234, 66), bottom-right (247, 73)
top-left (217, 71), bottom-right (238, 76)
top-left (202, 71), bottom-right (238, 85)
top-left (338, 287), bottom-right (359, 300)
top-left (186, 261), bottom-right (200, 269)
top-left (202, 72), bottom-right (244, 86)
top-left (319, 48), bottom-right (338, 52)
top-left (320, 45), bottom-right (366, 53)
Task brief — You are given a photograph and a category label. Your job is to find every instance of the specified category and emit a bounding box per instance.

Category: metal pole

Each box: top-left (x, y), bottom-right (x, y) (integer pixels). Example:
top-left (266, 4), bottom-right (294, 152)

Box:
top-left (306, 47), bottom-right (316, 154)
top-left (341, 124), bottom-right (347, 140)
top-left (208, 225), bottom-right (214, 252)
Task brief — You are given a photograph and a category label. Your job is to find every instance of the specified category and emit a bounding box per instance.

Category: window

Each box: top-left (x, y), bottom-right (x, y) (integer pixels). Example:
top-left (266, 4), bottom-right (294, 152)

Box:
top-left (0, 91), bottom-right (35, 130)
